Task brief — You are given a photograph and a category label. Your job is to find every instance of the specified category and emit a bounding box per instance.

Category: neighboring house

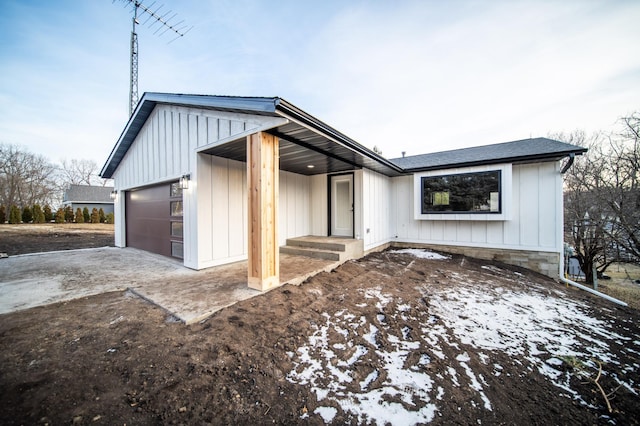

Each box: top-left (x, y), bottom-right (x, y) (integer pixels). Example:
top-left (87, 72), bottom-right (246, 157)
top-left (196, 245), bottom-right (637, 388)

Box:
top-left (62, 185), bottom-right (114, 216)
top-left (100, 92), bottom-right (586, 290)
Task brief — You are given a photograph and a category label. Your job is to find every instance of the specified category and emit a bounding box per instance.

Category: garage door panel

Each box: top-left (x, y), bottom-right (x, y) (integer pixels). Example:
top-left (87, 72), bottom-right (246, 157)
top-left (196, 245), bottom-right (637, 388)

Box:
top-left (125, 183), bottom-right (182, 258)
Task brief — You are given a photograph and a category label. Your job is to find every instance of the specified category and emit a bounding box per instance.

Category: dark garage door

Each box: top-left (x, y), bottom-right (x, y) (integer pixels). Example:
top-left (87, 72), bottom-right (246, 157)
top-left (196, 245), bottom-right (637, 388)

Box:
top-left (125, 182), bottom-right (183, 258)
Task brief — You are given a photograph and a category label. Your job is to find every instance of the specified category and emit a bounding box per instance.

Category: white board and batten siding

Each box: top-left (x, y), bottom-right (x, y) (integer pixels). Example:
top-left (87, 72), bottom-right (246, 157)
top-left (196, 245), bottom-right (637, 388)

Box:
top-left (362, 169), bottom-right (394, 251)
top-left (111, 104), bottom-right (288, 268)
top-left (309, 175), bottom-right (328, 236)
top-left (194, 159), bottom-right (312, 269)
top-left (193, 155), bottom-right (247, 269)
top-left (279, 171), bottom-right (311, 246)
top-left (391, 161), bottom-right (563, 254)
top-left (112, 104), bottom-right (285, 189)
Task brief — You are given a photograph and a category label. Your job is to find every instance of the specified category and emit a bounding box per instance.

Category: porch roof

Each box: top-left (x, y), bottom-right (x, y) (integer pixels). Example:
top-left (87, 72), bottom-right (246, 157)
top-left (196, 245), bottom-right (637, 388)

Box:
top-left (100, 92), bottom-right (404, 179)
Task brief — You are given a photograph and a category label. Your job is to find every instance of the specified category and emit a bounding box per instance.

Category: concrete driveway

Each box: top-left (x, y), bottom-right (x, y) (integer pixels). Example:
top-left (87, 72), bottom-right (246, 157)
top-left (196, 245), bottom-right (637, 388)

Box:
top-left (0, 247), bottom-right (337, 324)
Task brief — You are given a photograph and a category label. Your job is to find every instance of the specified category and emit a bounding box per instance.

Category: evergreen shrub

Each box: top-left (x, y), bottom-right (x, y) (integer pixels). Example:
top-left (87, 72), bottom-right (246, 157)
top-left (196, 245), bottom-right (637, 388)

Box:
top-left (21, 206), bottom-right (33, 223)
top-left (32, 204), bottom-right (45, 223)
top-left (75, 208), bottom-right (84, 223)
top-left (64, 206), bottom-right (74, 223)
top-left (55, 208), bottom-right (65, 223)
top-left (90, 208), bottom-right (100, 223)
top-left (9, 205), bottom-right (21, 224)
top-left (43, 205), bottom-right (53, 222)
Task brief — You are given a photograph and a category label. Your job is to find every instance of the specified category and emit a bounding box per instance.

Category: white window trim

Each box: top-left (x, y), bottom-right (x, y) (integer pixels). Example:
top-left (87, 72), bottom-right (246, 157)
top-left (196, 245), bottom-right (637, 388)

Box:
top-left (413, 163), bottom-right (512, 221)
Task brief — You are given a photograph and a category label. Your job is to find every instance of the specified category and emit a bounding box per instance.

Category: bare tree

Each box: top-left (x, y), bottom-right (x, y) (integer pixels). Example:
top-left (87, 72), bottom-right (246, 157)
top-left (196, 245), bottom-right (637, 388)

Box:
top-left (602, 113), bottom-right (640, 262)
top-left (59, 159), bottom-right (109, 187)
top-left (556, 112), bottom-right (640, 284)
top-left (557, 131), bottom-right (608, 283)
top-left (0, 144), bottom-right (59, 208)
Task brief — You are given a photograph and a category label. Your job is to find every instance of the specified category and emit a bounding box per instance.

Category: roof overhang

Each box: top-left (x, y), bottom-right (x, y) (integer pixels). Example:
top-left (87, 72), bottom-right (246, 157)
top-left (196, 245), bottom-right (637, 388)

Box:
top-left (100, 93), bottom-right (404, 179)
top-left (101, 94), bottom-right (586, 181)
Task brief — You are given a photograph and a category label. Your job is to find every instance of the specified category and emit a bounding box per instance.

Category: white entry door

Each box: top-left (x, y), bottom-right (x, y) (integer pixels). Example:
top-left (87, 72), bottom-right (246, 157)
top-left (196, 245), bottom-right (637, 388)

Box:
top-left (330, 174), bottom-right (353, 237)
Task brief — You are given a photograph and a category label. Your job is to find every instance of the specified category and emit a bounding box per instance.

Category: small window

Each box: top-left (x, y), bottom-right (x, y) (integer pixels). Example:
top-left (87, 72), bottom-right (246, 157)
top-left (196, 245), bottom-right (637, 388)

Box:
top-left (170, 182), bottom-right (183, 198)
top-left (171, 241), bottom-right (184, 259)
top-left (170, 201), bottom-right (183, 217)
top-left (170, 221), bottom-right (183, 237)
top-left (421, 170), bottom-right (501, 214)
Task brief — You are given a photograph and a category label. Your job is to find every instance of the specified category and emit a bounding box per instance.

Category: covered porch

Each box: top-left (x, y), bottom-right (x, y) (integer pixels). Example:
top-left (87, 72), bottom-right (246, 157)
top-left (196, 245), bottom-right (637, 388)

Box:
top-left (192, 99), bottom-right (401, 291)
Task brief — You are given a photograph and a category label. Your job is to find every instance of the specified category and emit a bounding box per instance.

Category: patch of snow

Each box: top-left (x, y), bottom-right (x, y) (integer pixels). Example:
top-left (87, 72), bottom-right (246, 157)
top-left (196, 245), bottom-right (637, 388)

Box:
top-left (426, 283), bottom-right (638, 408)
top-left (363, 323), bottom-right (378, 347)
top-left (341, 345), bottom-right (367, 366)
top-left (288, 292), bottom-right (437, 425)
top-left (390, 248), bottom-right (450, 260)
top-left (546, 357), bottom-right (563, 367)
top-left (314, 406), bottom-right (337, 423)
top-left (360, 370), bottom-right (378, 390)
top-left (397, 303), bottom-right (411, 312)
top-left (109, 315), bottom-right (124, 325)
top-left (418, 353), bottom-right (431, 365)
top-left (364, 288), bottom-right (393, 310)
top-left (288, 273), bottom-right (639, 424)
top-left (447, 366), bottom-right (459, 386)
top-left (457, 352), bottom-right (492, 410)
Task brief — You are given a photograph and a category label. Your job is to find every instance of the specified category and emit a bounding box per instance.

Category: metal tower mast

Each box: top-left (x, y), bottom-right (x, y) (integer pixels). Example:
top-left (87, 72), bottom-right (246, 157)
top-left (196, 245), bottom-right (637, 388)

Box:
top-left (117, 1), bottom-right (192, 116)
top-left (129, 5), bottom-right (139, 116)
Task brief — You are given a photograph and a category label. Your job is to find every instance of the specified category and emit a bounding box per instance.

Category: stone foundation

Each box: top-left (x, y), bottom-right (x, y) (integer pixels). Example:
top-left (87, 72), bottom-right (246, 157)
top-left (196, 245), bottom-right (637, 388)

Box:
top-left (390, 242), bottom-right (560, 278)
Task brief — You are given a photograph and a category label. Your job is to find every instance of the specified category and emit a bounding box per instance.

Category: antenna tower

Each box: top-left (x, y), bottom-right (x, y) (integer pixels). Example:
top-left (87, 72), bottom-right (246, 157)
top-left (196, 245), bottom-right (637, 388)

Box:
top-left (116, 1), bottom-right (192, 116)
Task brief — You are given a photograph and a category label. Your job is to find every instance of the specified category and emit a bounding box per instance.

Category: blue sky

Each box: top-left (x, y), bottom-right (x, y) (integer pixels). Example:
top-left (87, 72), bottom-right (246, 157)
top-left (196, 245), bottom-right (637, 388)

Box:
top-left (0, 0), bottom-right (638, 169)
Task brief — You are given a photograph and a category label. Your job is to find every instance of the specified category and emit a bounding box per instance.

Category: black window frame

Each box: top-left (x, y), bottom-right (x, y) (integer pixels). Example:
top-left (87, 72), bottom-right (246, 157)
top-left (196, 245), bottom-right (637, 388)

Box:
top-left (421, 170), bottom-right (502, 214)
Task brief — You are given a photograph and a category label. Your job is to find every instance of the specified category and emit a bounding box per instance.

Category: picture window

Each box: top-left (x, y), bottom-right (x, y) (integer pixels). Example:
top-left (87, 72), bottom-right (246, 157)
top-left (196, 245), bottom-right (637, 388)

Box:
top-left (421, 170), bottom-right (501, 214)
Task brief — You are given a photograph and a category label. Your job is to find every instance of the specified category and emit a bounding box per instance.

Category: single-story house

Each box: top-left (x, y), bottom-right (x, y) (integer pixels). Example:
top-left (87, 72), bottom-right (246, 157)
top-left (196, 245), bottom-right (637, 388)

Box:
top-left (62, 184), bottom-right (115, 216)
top-left (100, 92), bottom-right (586, 290)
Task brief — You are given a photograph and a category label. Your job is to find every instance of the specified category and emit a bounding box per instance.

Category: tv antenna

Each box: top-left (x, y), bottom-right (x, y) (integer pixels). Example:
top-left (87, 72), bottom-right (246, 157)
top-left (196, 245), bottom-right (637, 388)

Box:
top-left (115, 1), bottom-right (192, 116)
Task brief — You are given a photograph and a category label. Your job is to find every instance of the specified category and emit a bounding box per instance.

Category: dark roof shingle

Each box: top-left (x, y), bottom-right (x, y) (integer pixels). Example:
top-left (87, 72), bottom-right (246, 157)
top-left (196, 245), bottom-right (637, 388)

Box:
top-left (63, 185), bottom-right (114, 203)
top-left (389, 137), bottom-right (587, 171)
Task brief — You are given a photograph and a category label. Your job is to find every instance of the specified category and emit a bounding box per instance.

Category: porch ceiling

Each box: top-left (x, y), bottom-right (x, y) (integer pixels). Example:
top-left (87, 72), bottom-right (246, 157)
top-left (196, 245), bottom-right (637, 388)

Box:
top-left (201, 120), bottom-right (399, 176)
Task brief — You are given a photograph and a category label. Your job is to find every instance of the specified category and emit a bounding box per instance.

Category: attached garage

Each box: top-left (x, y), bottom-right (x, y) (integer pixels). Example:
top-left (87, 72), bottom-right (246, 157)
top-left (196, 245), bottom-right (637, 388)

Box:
top-left (125, 181), bottom-right (183, 259)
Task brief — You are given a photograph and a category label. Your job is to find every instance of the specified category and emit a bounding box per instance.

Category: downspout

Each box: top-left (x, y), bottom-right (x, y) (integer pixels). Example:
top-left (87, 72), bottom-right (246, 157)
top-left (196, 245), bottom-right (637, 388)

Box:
top-left (560, 153), bottom-right (575, 174)
top-left (558, 153), bottom-right (627, 306)
top-left (558, 274), bottom-right (628, 306)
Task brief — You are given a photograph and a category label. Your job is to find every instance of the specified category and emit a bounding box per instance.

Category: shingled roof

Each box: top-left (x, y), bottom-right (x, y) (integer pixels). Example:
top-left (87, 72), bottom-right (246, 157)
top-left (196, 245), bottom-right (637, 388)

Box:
top-left (389, 138), bottom-right (587, 172)
top-left (63, 185), bottom-right (114, 203)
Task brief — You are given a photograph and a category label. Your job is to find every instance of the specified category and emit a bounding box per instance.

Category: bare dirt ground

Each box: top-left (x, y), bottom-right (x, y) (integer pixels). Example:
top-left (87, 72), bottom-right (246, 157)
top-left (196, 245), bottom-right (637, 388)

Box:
top-left (0, 223), bottom-right (114, 255)
top-left (1, 228), bottom-right (639, 425)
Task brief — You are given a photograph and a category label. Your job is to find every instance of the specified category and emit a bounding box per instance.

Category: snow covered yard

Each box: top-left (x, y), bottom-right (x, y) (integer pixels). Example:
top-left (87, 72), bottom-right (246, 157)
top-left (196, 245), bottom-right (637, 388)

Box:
top-left (286, 249), bottom-right (640, 425)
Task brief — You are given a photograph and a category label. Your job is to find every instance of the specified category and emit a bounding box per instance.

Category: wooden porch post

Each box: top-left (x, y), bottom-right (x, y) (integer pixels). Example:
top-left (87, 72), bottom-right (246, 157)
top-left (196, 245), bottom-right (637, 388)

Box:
top-left (247, 131), bottom-right (279, 291)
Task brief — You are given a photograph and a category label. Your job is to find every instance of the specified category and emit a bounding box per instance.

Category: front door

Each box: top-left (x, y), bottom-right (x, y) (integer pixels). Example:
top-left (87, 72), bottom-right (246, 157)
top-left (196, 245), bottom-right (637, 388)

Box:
top-left (330, 174), bottom-right (353, 237)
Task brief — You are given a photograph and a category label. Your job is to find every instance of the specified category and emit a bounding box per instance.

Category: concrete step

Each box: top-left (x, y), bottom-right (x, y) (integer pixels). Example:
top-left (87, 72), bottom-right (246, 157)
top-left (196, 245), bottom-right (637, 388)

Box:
top-left (285, 237), bottom-right (347, 252)
top-left (280, 245), bottom-right (341, 261)
top-left (282, 236), bottom-right (365, 263)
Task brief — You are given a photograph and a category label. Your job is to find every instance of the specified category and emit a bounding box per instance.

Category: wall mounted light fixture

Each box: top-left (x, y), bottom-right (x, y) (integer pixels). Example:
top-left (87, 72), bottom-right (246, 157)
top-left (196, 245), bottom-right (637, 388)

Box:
top-left (110, 190), bottom-right (117, 201)
top-left (179, 174), bottom-right (190, 190)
